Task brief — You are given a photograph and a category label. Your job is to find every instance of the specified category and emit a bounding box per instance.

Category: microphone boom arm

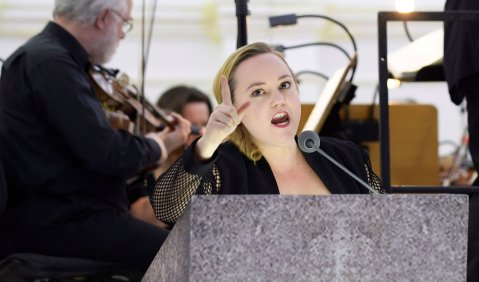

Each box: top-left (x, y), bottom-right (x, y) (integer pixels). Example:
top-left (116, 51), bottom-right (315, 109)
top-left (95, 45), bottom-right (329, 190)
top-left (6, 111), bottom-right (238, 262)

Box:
top-left (314, 147), bottom-right (378, 194)
top-left (299, 130), bottom-right (378, 194)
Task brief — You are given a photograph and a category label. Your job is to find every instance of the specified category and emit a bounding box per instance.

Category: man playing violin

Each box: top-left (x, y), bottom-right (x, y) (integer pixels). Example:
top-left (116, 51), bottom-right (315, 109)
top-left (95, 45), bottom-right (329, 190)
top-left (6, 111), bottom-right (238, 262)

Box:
top-left (0, 0), bottom-right (190, 273)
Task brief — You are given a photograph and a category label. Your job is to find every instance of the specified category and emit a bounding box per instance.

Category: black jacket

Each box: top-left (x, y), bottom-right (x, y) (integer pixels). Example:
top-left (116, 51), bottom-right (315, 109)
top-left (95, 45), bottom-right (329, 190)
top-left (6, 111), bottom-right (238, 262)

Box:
top-left (152, 137), bottom-right (384, 224)
top-left (443, 0), bottom-right (479, 104)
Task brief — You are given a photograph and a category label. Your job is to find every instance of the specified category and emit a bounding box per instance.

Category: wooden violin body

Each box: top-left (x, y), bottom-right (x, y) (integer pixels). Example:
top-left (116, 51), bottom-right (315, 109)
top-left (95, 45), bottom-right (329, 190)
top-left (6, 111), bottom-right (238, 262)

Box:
top-left (89, 65), bottom-right (175, 134)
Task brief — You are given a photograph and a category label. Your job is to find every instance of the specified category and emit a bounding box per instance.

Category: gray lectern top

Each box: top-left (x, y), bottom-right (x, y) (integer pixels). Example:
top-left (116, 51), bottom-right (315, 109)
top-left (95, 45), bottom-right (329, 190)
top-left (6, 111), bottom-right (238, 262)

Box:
top-left (143, 194), bottom-right (468, 282)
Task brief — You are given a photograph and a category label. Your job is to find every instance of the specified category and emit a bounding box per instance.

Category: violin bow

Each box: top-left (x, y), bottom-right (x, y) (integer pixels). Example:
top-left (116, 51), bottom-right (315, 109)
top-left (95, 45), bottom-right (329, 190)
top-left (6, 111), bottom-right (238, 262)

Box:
top-left (139, 0), bottom-right (159, 136)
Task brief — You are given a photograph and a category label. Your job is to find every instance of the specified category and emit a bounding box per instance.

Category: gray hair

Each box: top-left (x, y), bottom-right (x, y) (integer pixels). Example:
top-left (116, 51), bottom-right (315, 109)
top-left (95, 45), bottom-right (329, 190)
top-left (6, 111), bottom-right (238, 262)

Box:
top-left (53, 0), bottom-right (127, 25)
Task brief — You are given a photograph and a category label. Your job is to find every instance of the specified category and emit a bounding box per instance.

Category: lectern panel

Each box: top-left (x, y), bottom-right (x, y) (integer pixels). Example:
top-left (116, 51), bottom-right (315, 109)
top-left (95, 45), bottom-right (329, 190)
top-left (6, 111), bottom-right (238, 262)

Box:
top-left (144, 194), bottom-right (467, 282)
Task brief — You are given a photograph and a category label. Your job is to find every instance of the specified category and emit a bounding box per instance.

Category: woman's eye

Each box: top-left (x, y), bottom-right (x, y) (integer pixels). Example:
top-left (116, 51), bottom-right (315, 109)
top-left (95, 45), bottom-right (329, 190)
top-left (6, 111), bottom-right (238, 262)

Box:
top-left (280, 81), bottom-right (291, 89)
top-left (250, 89), bottom-right (265, 97)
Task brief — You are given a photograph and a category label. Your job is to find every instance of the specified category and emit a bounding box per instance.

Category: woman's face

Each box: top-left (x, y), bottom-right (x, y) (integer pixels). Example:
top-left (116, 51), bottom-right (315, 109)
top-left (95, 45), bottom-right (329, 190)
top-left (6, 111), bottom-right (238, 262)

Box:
top-left (232, 53), bottom-right (301, 149)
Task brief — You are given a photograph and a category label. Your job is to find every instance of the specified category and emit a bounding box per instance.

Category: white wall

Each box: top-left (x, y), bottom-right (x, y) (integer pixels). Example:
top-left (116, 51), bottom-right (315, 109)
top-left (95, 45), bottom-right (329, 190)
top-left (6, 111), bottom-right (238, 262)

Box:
top-left (1, 0), bottom-right (460, 156)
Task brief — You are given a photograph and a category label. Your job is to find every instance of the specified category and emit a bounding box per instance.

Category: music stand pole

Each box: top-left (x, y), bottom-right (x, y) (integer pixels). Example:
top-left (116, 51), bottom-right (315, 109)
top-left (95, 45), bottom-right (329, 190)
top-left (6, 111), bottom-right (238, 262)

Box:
top-left (235, 0), bottom-right (249, 48)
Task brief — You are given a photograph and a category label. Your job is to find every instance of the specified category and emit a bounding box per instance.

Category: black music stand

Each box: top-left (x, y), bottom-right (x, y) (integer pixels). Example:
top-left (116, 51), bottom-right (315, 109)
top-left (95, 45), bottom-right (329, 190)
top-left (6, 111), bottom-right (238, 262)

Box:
top-left (377, 11), bottom-right (479, 194)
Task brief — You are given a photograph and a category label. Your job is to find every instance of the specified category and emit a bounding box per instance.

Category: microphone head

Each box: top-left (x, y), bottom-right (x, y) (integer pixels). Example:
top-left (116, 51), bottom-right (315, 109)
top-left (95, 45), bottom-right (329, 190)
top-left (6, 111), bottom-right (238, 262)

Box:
top-left (298, 130), bottom-right (320, 153)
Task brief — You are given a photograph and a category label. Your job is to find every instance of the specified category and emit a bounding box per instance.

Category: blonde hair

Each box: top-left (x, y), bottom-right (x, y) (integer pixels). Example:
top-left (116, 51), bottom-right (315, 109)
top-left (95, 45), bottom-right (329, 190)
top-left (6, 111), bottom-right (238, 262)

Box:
top-left (212, 42), bottom-right (297, 161)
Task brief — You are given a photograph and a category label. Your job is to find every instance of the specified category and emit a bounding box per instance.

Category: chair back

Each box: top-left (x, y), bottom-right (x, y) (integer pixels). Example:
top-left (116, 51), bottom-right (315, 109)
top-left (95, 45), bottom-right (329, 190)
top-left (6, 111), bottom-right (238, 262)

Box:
top-left (0, 253), bottom-right (144, 281)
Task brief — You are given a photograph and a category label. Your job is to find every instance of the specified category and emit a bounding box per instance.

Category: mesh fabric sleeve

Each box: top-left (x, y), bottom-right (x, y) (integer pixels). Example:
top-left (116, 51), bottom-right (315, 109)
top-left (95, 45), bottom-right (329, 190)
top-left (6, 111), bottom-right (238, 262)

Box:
top-left (360, 147), bottom-right (387, 194)
top-left (150, 148), bottom-right (221, 225)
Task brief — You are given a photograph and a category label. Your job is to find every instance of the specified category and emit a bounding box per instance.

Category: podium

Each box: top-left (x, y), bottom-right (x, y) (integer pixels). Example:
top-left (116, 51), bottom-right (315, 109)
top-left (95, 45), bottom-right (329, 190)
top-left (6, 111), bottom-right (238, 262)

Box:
top-left (143, 194), bottom-right (468, 281)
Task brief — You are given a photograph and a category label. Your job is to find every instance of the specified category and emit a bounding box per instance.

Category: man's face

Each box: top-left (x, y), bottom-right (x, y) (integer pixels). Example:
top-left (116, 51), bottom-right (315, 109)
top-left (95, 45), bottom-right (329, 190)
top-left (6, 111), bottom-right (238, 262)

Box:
top-left (90, 22), bottom-right (119, 65)
top-left (90, 1), bottom-right (132, 65)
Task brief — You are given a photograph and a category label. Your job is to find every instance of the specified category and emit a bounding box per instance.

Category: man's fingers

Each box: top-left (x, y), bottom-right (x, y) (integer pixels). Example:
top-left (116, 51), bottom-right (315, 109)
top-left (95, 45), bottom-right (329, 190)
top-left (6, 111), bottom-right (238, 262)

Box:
top-left (220, 75), bottom-right (233, 105)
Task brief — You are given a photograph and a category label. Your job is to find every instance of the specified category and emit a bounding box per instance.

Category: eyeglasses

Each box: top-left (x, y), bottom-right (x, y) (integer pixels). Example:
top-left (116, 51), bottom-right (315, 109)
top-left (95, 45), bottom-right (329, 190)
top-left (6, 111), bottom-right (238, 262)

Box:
top-left (109, 9), bottom-right (133, 33)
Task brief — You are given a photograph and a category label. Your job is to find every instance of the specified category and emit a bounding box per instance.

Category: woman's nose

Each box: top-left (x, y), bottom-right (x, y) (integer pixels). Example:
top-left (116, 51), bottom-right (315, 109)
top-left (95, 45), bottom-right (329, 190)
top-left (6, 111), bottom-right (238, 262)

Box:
top-left (271, 90), bottom-right (286, 108)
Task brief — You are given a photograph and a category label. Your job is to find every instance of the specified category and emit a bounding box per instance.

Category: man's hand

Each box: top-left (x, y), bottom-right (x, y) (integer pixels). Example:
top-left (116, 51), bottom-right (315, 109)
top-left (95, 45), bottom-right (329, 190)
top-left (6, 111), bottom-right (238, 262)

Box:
top-left (146, 112), bottom-right (191, 165)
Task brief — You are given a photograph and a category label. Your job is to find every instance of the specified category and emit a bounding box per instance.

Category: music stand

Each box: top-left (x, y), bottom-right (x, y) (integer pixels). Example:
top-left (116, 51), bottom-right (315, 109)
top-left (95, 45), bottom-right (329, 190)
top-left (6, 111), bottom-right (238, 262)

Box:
top-left (301, 54), bottom-right (356, 133)
top-left (387, 28), bottom-right (443, 81)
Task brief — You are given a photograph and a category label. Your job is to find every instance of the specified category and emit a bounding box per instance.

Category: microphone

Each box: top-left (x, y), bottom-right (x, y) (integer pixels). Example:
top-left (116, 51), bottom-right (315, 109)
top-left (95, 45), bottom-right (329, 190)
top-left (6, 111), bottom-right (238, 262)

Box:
top-left (298, 130), bottom-right (378, 194)
top-left (190, 124), bottom-right (202, 135)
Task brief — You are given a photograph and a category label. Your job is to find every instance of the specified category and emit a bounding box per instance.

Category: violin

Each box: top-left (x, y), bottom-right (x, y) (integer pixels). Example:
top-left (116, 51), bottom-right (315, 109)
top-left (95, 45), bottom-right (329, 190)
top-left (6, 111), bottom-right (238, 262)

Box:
top-left (88, 64), bottom-right (175, 134)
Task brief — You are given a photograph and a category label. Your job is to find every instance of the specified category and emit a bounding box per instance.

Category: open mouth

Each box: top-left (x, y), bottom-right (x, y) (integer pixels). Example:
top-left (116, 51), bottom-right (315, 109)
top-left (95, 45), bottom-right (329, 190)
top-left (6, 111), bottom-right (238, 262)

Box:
top-left (271, 111), bottom-right (290, 127)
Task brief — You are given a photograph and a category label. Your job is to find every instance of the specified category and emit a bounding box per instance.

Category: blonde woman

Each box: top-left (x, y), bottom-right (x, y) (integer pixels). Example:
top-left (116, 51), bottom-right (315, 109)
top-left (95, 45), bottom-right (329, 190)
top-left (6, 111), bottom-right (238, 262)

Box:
top-left (152, 42), bottom-right (385, 225)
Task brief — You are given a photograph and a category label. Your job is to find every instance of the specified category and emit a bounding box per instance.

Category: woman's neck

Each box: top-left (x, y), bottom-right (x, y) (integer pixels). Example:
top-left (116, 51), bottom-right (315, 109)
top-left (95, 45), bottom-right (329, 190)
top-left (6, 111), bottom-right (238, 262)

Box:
top-left (260, 141), bottom-right (303, 174)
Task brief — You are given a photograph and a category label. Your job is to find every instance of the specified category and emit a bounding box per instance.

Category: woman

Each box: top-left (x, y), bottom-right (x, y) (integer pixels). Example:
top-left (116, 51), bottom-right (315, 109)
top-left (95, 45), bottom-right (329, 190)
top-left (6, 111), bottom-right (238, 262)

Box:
top-left (151, 42), bottom-right (385, 225)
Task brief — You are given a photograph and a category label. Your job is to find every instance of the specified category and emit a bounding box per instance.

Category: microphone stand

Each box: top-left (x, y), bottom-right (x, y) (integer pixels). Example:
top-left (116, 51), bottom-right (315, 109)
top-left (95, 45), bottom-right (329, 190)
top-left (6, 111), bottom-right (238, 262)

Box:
top-left (274, 42), bottom-right (351, 62)
top-left (269, 13), bottom-right (358, 82)
top-left (295, 70), bottom-right (329, 81)
top-left (274, 42), bottom-right (353, 82)
top-left (235, 0), bottom-right (249, 48)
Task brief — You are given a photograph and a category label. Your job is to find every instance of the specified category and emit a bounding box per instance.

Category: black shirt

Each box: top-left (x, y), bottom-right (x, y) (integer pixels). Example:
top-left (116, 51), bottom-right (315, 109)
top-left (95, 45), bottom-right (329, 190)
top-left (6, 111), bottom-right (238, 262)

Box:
top-left (0, 22), bottom-right (161, 213)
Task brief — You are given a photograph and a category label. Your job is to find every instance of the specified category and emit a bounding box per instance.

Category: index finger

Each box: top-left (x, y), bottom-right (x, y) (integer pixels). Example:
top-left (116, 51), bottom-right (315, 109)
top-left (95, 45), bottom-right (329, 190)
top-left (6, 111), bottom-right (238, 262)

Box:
top-left (220, 75), bottom-right (233, 105)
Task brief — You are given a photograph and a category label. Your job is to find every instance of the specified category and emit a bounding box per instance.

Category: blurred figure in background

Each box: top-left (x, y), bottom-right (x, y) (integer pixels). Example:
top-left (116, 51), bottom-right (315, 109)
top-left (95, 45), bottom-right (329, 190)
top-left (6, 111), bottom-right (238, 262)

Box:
top-left (157, 85), bottom-right (213, 146)
top-left (444, 1), bottom-right (479, 281)
top-left (129, 85), bottom-right (212, 227)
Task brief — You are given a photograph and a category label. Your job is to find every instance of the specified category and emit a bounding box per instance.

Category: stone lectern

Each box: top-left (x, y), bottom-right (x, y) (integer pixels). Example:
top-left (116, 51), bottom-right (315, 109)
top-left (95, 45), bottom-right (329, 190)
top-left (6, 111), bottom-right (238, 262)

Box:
top-left (143, 194), bottom-right (468, 282)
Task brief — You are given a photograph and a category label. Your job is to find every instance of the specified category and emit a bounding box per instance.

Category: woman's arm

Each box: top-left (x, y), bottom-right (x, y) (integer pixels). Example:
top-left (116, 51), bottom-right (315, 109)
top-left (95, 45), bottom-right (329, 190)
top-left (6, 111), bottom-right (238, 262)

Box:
top-left (150, 142), bottom-right (221, 224)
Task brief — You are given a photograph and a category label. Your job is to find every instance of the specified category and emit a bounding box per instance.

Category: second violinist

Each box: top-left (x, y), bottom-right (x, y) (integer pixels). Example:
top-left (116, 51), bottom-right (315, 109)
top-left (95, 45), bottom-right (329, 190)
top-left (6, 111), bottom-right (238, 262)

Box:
top-left (0, 0), bottom-right (190, 274)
